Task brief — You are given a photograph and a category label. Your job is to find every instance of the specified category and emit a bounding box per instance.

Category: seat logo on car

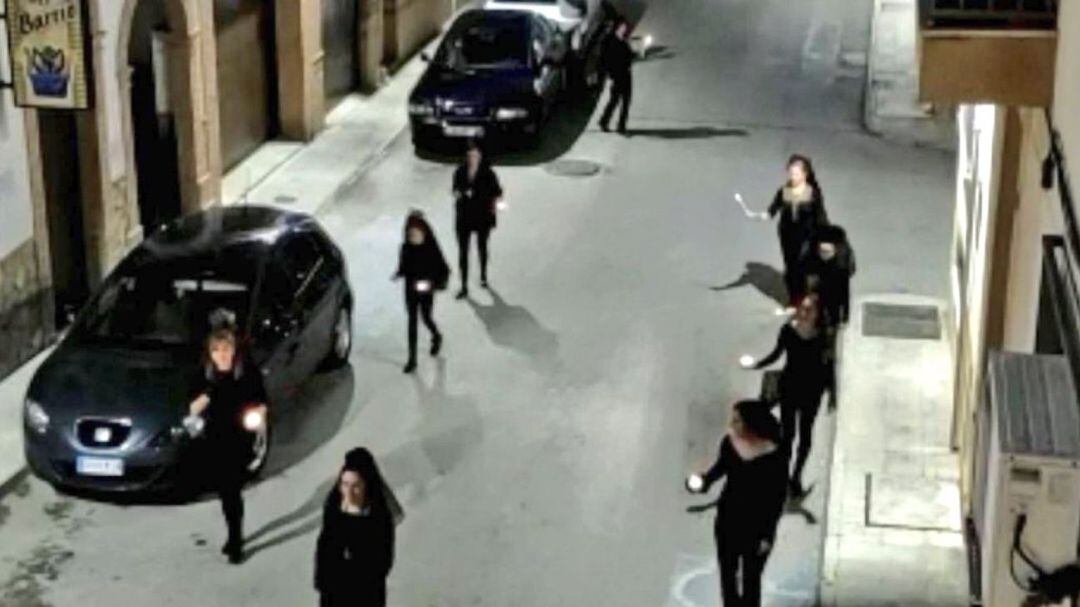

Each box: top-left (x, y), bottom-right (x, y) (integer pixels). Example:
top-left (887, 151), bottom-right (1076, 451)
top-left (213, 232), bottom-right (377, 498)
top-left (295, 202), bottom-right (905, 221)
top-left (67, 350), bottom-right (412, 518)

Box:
top-left (94, 427), bottom-right (112, 444)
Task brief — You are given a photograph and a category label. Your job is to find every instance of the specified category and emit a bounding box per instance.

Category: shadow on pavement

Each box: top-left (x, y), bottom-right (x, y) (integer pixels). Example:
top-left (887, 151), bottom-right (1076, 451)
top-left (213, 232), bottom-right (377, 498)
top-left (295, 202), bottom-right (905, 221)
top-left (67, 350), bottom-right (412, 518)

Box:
top-left (414, 87), bottom-right (603, 167)
top-left (376, 358), bottom-right (484, 509)
top-left (466, 287), bottom-right (559, 369)
top-left (624, 126), bottom-right (749, 140)
top-left (243, 476), bottom-right (335, 559)
top-left (638, 45), bottom-right (677, 62)
top-left (262, 366), bottom-right (356, 479)
top-left (710, 261), bottom-right (788, 306)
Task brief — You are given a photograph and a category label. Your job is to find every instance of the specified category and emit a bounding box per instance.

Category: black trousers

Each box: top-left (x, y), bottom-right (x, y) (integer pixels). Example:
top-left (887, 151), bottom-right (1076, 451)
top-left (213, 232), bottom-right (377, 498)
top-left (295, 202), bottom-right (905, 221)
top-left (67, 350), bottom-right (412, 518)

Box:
top-left (716, 530), bottom-right (769, 607)
top-left (406, 290), bottom-right (439, 361)
top-left (600, 76), bottom-right (632, 131)
top-left (780, 390), bottom-right (823, 487)
top-left (214, 459), bottom-right (246, 548)
top-left (456, 224), bottom-right (491, 286)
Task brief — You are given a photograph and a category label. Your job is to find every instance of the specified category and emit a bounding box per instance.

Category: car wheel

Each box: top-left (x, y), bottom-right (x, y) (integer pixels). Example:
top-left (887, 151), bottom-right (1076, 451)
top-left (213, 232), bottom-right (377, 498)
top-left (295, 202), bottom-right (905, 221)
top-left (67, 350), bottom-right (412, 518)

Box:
top-left (247, 421), bottom-right (271, 477)
top-left (322, 305), bottom-right (352, 369)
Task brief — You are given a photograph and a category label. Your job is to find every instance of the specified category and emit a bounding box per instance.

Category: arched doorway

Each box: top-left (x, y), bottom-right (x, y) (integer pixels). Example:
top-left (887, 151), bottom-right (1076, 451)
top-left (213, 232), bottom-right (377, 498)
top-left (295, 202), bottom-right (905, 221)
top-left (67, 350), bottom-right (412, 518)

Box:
top-left (128, 0), bottom-right (184, 233)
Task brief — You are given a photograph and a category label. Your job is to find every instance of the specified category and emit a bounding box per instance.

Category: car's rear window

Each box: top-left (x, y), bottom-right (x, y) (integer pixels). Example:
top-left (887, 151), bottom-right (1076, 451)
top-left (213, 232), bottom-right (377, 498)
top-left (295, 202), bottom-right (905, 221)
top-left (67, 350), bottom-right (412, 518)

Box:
top-left (75, 244), bottom-right (264, 346)
top-left (437, 20), bottom-right (530, 68)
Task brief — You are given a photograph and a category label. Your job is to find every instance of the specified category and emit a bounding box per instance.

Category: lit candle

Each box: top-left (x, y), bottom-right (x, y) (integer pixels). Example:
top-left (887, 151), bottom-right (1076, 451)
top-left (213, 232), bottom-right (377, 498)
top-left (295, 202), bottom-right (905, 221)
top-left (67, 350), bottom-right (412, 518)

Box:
top-left (687, 474), bottom-right (704, 492)
top-left (243, 408), bottom-right (266, 432)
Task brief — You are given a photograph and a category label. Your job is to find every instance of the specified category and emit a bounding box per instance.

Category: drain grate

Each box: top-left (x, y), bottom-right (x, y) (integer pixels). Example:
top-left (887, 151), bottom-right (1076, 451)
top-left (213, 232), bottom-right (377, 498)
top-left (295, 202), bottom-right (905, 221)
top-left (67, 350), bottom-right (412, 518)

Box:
top-left (544, 159), bottom-right (602, 178)
top-left (863, 302), bottom-right (941, 340)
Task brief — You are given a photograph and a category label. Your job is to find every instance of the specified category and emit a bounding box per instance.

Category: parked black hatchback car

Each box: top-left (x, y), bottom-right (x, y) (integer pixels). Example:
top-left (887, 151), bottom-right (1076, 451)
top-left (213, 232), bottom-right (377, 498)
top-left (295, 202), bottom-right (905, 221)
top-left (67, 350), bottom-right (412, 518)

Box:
top-left (409, 9), bottom-right (568, 148)
top-left (23, 205), bottom-right (353, 494)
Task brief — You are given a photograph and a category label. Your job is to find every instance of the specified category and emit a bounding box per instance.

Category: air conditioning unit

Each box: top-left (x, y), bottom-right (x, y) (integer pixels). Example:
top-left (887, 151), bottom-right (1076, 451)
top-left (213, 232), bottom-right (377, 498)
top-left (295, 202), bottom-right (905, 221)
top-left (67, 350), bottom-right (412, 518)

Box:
top-left (970, 352), bottom-right (1080, 606)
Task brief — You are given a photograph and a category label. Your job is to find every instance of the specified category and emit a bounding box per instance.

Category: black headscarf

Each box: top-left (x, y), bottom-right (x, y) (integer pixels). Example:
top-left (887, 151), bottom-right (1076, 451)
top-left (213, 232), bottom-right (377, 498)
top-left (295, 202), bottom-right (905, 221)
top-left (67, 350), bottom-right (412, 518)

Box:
top-left (325, 447), bottom-right (391, 518)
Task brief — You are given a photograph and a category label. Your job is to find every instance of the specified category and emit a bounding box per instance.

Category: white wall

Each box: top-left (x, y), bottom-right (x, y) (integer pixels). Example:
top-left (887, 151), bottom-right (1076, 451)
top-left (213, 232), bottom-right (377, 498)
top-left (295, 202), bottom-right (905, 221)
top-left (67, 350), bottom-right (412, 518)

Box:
top-left (0, 22), bottom-right (36, 260)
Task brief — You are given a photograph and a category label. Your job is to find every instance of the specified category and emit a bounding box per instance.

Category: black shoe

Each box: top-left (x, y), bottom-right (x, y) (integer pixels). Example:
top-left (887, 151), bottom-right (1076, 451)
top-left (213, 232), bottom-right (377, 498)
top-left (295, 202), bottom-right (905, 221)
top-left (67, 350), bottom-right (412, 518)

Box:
top-left (430, 334), bottom-right (442, 356)
top-left (227, 546), bottom-right (244, 565)
top-left (599, 123), bottom-right (610, 133)
top-left (480, 278), bottom-right (489, 289)
top-left (617, 127), bottom-right (629, 136)
top-left (455, 288), bottom-right (469, 300)
top-left (403, 359), bottom-right (417, 374)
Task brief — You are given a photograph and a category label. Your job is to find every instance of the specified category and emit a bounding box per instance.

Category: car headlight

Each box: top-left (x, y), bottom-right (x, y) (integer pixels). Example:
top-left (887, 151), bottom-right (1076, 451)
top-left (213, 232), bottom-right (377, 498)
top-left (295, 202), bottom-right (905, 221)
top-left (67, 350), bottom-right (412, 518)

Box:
top-left (25, 399), bottom-right (49, 434)
top-left (408, 102), bottom-right (434, 116)
top-left (495, 107), bottom-right (530, 121)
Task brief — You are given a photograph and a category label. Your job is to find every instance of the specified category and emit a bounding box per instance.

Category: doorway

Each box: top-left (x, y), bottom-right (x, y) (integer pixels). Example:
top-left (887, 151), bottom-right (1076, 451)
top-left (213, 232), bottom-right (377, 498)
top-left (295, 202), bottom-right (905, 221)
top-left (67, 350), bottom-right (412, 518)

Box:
top-left (38, 111), bottom-right (90, 329)
top-left (128, 0), bottom-right (184, 234)
top-left (215, 0), bottom-right (280, 171)
top-left (323, 0), bottom-right (359, 107)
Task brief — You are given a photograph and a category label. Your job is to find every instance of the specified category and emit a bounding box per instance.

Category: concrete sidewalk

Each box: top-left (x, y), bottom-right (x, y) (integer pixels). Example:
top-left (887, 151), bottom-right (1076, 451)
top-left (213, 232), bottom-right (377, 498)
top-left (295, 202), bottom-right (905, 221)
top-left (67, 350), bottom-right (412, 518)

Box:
top-left (864, 0), bottom-right (955, 150)
top-left (821, 295), bottom-right (968, 605)
top-left (221, 54), bottom-right (427, 216)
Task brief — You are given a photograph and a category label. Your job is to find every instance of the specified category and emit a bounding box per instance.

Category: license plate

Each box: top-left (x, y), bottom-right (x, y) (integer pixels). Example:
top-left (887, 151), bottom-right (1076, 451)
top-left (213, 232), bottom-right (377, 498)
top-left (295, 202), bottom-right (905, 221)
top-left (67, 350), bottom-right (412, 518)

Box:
top-left (443, 124), bottom-right (484, 138)
top-left (76, 456), bottom-right (124, 477)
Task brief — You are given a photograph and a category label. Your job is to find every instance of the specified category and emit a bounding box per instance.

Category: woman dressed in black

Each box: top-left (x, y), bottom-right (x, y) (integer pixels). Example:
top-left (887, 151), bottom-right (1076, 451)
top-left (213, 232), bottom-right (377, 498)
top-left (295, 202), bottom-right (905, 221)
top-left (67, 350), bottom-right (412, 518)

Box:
top-left (755, 155), bottom-right (829, 306)
top-left (743, 294), bottom-right (829, 498)
top-left (687, 400), bottom-right (788, 607)
top-left (315, 448), bottom-right (395, 607)
top-left (452, 142), bottom-right (503, 299)
top-left (187, 318), bottom-right (269, 564)
top-left (394, 211), bottom-right (450, 374)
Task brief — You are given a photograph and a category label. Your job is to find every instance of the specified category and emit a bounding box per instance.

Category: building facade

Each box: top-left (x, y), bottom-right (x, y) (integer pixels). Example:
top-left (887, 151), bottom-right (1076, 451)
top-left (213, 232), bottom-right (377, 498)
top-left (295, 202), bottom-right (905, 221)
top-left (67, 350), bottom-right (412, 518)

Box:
top-left (920, 0), bottom-right (1080, 514)
top-left (0, 0), bottom-right (452, 380)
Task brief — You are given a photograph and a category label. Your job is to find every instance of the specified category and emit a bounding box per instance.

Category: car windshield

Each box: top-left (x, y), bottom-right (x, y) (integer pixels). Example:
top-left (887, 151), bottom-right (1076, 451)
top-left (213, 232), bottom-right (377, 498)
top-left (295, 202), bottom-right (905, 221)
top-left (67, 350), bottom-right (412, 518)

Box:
top-left (437, 20), bottom-right (529, 69)
top-left (75, 244), bottom-right (264, 346)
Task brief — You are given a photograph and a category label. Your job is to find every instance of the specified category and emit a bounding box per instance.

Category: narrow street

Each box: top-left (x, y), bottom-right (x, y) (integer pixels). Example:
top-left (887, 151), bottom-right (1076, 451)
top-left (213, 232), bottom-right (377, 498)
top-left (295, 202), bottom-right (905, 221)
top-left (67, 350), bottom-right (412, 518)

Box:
top-left (0, 0), bottom-right (955, 605)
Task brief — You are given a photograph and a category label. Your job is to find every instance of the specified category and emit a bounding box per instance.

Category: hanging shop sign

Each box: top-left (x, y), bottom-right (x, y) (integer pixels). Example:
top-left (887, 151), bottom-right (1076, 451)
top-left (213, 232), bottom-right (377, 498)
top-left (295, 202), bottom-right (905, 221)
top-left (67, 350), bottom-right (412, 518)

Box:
top-left (4, 0), bottom-right (92, 109)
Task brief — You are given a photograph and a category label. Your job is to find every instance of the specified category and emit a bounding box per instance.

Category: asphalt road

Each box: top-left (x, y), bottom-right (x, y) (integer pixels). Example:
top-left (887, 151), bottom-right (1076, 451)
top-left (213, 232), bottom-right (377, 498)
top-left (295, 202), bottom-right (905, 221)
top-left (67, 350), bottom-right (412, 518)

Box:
top-left (0, 0), bottom-right (956, 605)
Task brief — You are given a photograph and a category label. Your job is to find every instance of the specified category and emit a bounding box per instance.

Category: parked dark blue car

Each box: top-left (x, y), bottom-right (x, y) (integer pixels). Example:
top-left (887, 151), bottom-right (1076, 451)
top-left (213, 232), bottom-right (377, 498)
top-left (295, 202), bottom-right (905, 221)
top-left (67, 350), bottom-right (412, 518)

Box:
top-left (409, 9), bottom-right (568, 148)
top-left (23, 206), bottom-right (353, 495)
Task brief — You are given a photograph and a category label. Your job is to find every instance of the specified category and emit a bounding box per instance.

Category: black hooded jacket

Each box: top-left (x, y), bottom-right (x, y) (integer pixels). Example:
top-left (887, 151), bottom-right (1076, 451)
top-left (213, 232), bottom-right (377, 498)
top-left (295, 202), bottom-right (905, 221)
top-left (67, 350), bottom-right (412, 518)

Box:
top-left (396, 225), bottom-right (450, 292)
top-left (799, 227), bottom-right (856, 326)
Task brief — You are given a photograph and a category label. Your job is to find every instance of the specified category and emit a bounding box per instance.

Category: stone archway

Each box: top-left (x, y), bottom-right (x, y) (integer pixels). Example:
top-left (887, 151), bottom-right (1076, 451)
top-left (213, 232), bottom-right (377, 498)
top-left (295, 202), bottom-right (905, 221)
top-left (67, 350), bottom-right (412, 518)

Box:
top-left (117, 0), bottom-right (221, 221)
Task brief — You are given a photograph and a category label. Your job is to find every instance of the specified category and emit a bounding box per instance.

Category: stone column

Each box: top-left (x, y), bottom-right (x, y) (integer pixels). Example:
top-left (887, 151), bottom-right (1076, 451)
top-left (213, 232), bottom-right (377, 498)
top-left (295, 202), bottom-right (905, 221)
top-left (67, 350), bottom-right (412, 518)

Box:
top-left (276, 0), bottom-right (325, 141)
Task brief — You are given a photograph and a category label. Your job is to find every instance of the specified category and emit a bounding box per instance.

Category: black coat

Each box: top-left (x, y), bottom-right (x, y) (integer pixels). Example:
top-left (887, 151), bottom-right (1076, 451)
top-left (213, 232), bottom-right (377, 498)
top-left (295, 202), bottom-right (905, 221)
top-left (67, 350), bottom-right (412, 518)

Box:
top-left (702, 436), bottom-right (788, 547)
top-left (755, 323), bottom-right (829, 401)
top-left (200, 365), bottom-right (268, 472)
top-left (453, 164), bottom-right (503, 231)
top-left (315, 494), bottom-right (395, 606)
top-left (396, 241), bottom-right (450, 293)
top-left (601, 34), bottom-right (633, 84)
top-left (799, 244), bottom-right (855, 327)
top-left (767, 185), bottom-right (828, 267)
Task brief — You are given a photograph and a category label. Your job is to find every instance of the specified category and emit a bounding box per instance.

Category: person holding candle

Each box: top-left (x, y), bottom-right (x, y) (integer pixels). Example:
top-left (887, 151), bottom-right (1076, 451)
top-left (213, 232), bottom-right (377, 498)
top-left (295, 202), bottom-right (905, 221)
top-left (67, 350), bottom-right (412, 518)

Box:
top-left (686, 400), bottom-right (788, 607)
top-left (394, 211), bottom-right (449, 374)
top-left (452, 142), bottom-right (503, 299)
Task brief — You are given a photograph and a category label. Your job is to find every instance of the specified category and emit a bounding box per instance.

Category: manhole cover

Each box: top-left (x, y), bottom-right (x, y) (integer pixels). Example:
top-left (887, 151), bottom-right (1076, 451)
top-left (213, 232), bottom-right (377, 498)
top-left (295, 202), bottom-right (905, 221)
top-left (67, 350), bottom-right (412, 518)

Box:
top-left (863, 302), bottom-right (941, 340)
top-left (545, 159), bottom-right (602, 177)
top-left (273, 194), bottom-right (297, 205)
